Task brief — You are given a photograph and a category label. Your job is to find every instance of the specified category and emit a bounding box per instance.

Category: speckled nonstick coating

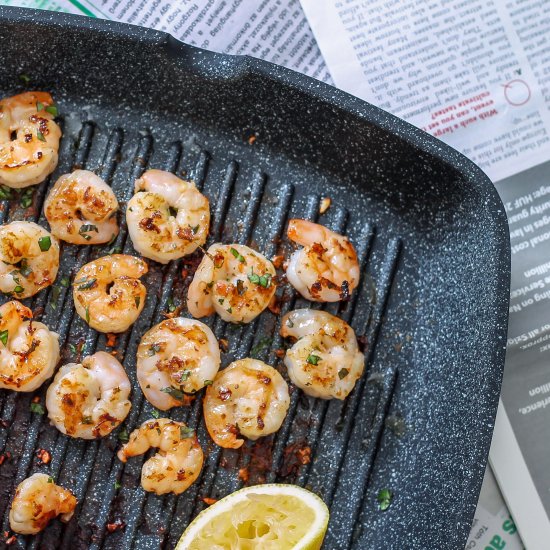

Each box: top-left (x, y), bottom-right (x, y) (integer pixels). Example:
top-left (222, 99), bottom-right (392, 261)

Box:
top-left (0, 7), bottom-right (510, 549)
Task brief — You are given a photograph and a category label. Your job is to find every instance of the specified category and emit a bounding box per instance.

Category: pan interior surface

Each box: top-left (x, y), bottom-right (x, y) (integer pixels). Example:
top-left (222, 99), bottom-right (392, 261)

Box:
top-left (0, 8), bottom-right (510, 550)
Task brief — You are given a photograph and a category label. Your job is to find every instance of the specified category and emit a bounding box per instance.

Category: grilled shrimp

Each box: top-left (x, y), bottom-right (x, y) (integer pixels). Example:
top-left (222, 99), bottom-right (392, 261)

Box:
top-left (9, 473), bottom-right (77, 535)
top-left (0, 301), bottom-right (59, 392)
top-left (203, 359), bottom-right (290, 449)
top-left (280, 309), bottom-right (364, 400)
top-left (44, 170), bottom-right (119, 245)
top-left (286, 219), bottom-right (359, 302)
top-left (0, 91), bottom-right (61, 188)
top-left (73, 254), bottom-right (147, 333)
top-left (137, 317), bottom-right (220, 410)
top-left (0, 221), bottom-right (59, 298)
top-left (126, 169), bottom-right (209, 264)
top-left (187, 244), bottom-right (277, 324)
top-left (46, 351), bottom-right (131, 439)
top-left (117, 418), bottom-right (203, 495)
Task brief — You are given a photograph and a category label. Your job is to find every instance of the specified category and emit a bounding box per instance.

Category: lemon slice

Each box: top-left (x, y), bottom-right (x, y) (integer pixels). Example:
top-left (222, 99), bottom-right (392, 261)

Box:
top-left (176, 484), bottom-right (330, 550)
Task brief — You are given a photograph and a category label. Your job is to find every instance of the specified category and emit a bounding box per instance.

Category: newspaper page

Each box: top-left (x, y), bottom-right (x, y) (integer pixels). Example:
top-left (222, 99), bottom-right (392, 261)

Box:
top-left (2, 0), bottom-right (331, 82)
top-left (300, 0), bottom-right (550, 548)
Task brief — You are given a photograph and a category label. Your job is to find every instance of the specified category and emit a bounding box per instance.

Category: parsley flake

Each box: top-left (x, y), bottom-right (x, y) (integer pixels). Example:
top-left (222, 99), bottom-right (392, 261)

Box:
top-left (306, 354), bottom-right (321, 366)
top-left (37, 131), bottom-right (46, 142)
top-left (148, 343), bottom-right (161, 356)
top-left (338, 368), bottom-right (350, 379)
top-left (47, 476), bottom-right (54, 483)
top-left (77, 278), bottom-right (96, 290)
top-left (167, 296), bottom-right (176, 312)
top-left (50, 285), bottom-right (61, 310)
top-left (85, 306), bottom-right (90, 324)
top-left (114, 480), bottom-right (122, 490)
top-left (377, 488), bottom-right (393, 511)
top-left (79, 224), bottom-right (98, 240)
top-left (230, 247), bottom-right (245, 263)
top-left (38, 236), bottom-right (51, 251)
top-left (60, 276), bottom-right (70, 287)
top-left (204, 379), bottom-right (213, 386)
top-left (82, 416), bottom-right (93, 424)
top-left (13, 285), bottom-right (24, 294)
top-left (36, 101), bottom-right (44, 112)
top-left (30, 402), bottom-right (45, 414)
top-left (151, 409), bottom-right (160, 419)
top-left (134, 296), bottom-right (141, 308)
top-left (160, 386), bottom-right (185, 401)
top-left (180, 426), bottom-right (195, 439)
top-left (0, 330), bottom-right (8, 346)
top-left (118, 428), bottom-right (129, 443)
top-left (45, 104), bottom-right (58, 117)
top-left (19, 74), bottom-right (31, 85)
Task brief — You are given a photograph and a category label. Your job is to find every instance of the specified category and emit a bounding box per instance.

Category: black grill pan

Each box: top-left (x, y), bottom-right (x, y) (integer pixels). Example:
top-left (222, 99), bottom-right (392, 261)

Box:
top-left (0, 7), bottom-right (510, 550)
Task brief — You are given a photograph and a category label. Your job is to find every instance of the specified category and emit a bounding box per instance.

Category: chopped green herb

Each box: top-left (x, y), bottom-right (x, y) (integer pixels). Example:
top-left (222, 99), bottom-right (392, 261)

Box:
top-left (77, 278), bottom-right (96, 290)
top-left (68, 343), bottom-right (77, 355)
top-left (82, 416), bottom-right (93, 424)
top-left (167, 296), bottom-right (176, 312)
top-left (50, 285), bottom-right (61, 310)
top-left (85, 306), bottom-right (90, 324)
top-left (168, 206), bottom-right (178, 217)
top-left (178, 370), bottom-right (191, 383)
top-left (134, 296), bottom-right (141, 308)
top-left (227, 307), bottom-right (233, 314)
top-left (0, 186), bottom-right (13, 200)
top-left (338, 368), bottom-right (349, 380)
top-left (45, 104), bottom-right (58, 117)
top-left (0, 330), bottom-right (8, 346)
top-left (160, 386), bottom-right (185, 401)
top-left (250, 336), bottom-right (273, 359)
top-left (114, 480), bottom-right (122, 490)
top-left (148, 343), bottom-right (161, 356)
top-left (30, 402), bottom-right (45, 414)
top-left (377, 488), bottom-right (393, 511)
top-left (118, 428), bottom-right (129, 443)
top-left (60, 276), bottom-right (70, 287)
top-left (13, 285), bottom-right (24, 294)
top-left (218, 298), bottom-right (225, 305)
top-left (306, 354), bottom-right (321, 366)
top-left (20, 188), bottom-right (34, 208)
top-left (151, 409), bottom-right (160, 419)
top-left (106, 233), bottom-right (117, 247)
top-left (79, 224), bottom-right (98, 240)
top-left (107, 245), bottom-right (122, 255)
top-left (36, 101), bottom-right (44, 112)
top-left (204, 379), bottom-right (213, 386)
top-left (47, 476), bottom-right (54, 483)
top-left (230, 247), bottom-right (245, 263)
top-left (247, 270), bottom-right (260, 284)
top-left (19, 259), bottom-right (32, 278)
top-left (191, 224), bottom-right (199, 234)
top-left (180, 426), bottom-right (195, 439)
top-left (19, 74), bottom-right (31, 85)
top-left (286, 318), bottom-right (294, 328)
top-left (37, 131), bottom-right (46, 142)
top-left (259, 274), bottom-right (272, 288)
top-left (38, 236), bottom-right (51, 251)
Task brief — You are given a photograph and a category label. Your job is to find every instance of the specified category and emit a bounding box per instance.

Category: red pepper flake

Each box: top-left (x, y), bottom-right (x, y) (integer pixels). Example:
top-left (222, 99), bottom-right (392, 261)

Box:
top-left (248, 135), bottom-right (256, 145)
top-left (274, 348), bottom-right (285, 359)
top-left (32, 395), bottom-right (41, 403)
top-left (280, 441), bottom-right (312, 477)
top-left (238, 467), bottom-right (249, 482)
top-left (106, 521), bottom-right (125, 533)
top-left (201, 497), bottom-right (218, 506)
top-left (219, 388), bottom-right (232, 401)
top-left (0, 452), bottom-right (11, 466)
top-left (5, 534), bottom-right (17, 545)
top-left (271, 254), bottom-right (285, 269)
top-left (106, 333), bottom-right (118, 347)
top-left (36, 448), bottom-right (51, 464)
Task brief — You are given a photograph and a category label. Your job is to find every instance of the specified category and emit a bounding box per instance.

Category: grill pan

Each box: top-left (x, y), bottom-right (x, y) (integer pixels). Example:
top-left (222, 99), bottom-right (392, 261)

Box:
top-left (0, 7), bottom-right (510, 549)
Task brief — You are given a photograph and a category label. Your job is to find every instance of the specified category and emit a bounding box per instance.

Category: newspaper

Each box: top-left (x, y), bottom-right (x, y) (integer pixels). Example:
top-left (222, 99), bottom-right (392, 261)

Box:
top-left (300, 0), bottom-right (550, 548)
top-left (0, 0), bottom-right (535, 547)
